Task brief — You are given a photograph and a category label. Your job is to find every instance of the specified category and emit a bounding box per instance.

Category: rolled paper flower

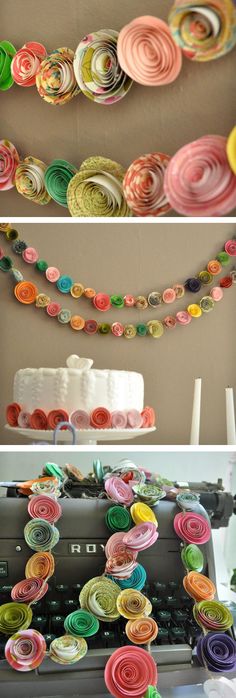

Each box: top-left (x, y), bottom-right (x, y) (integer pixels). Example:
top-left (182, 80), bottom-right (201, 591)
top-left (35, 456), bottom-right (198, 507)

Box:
top-left (5, 629), bottom-right (46, 671)
top-left (111, 295), bottom-right (125, 309)
top-left (44, 159), bottom-right (78, 206)
top-left (0, 139), bottom-right (20, 190)
top-left (185, 277), bottom-right (201, 293)
top-left (79, 575), bottom-right (121, 621)
top-left (90, 407), bottom-right (112, 429)
top-left (0, 40), bottom-right (16, 90)
top-left (6, 402), bottom-right (21, 427)
top-left (49, 634), bottom-right (87, 665)
top-left (28, 494), bottom-right (62, 523)
top-left (174, 511), bottom-right (211, 544)
top-left (117, 589), bottom-right (152, 620)
top-left (225, 239), bottom-right (236, 256)
top-left (70, 315), bottom-right (85, 330)
top-left (24, 518), bottom-right (59, 552)
top-left (162, 288), bottom-right (176, 304)
top-left (105, 532), bottom-right (132, 559)
top-left (164, 135), bottom-right (236, 216)
top-left (200, 296), bottom-right (214, 312)
top-left (56, 274), bottom-right (73, 293)
top-left (117, 15), bottom-right (182, 85)
top-left (144, 689), bottom-right (162, 698)
top-left (30, 478), bottom-right (61, 497)
top-left (67, 156), bottom-right (131, 217)
top-left (93, 292), bottom-right (111, 311)
top-left (181, 544), bottom-right (204, 572)
top-left (0, 602), bottom-right (32, 635)
top-left (187, 304), bottom-right (202, 318)
top-left (141, 406), bottom-right (156, 428)
top-left (47, 409), bottom-right (69, 429)
top-left (35, 294), bottom-right (51, 308)
top-left (230, 270), bottom-right (236, 284)
top-left (18, 410), bottom-right (31, 428)
top-left (36, 47), bottom-right (79, 105)
top-left (123, 522), bottom-right (158, 552)
top-left (147, 320), bottom-right (164, 338)
top-left (11, 577), bottom-right (48, 604)
top-left (64, 609), bottom-right (99, 637)
top-left (124, 324), bottom-right (137, 339)
top-left (176, 310), bottom-right (192, 324)
top-left (11, 42), bottom-right (47, 87)
top-left (210, 286), bottom-right (223, 301)
top-left (70, 409), bottom-right (90, 429)
top-left (43, 462), bottom-right (65, 480)
top-left (193, 600), bottom-right (233, 632)
top-left (176, 492), bottom-right (200, 510)
top-left (105, 552), bottom-right (138, 579)
top-left (198, 270), bottom-right (213, 284)
top-left (111, 411), bottom-right (128, 429)
top-left (30, 409), bottom-right (48, 430)
top-left (220, 275), bottom-right (233, 288)
top-left (168, 0), bottom-right (236, 62)
top-left (12, 239), bottom-right (28, 254)
top-left (70, 282), bottom-right (84, 297)
top-left (105, 476), bottom-right (134, 506)
top-left (57, 308), bottom-right (71, 324)
top-left (0, 254), bottom-right (13, 271)
top-left (127, 409), bottom-right (143, 429)
top-left (204, 678), bottom-right (236, 697)
top-left (125, 617), bottom-right (158, 644)
top-left (106, 505), bottom-right (132, 533)
top-left (124, 295), bottom-right (135, 307)
top-left (110, 564), bottom-right (147, 591)
top-left (216, 251), bottom-right (229, 266)
top-left (137, 324), bottom-right (148, 336)
top-left (111, 322), bottom-right (124, 337)
top-left (104, 645), bottom-right (158, 698)
top-left (148, 291), bottom-right (162, 307)
top-left (46, 301), bottom-right (61, 317)
top-left (83, 319), bottom-right (98, 334)
top-left (25, 551), bottom-right (55, 580)
top-left (196, 632), bottom-right (236, 673)
top-left (132, 483), bottom-right (165, 506)
top-left (164, 315), bottom-right (177, 329)
top-left (22, 246), bottom-right (39, 263)
top-left (15, 156), bottom-right (51, 205)
top-left (46, 266), bottom-right (60, 282)
top-left (123, 153), bottom-right (171, 216)
top-left (73, 29), bottom-right (132, 104)
top-left (207, 259), bottom-right (222, 275)
top-left (84, 287), bottom-right (96, 298)
top-left (227, 125), bottom-right (236, 175)
top-left (130, 502), bottom-right (157, 527)
top-left (183, 571), bottom-right (216, 601)
top-left (11, 268), bottom-right (24, 282)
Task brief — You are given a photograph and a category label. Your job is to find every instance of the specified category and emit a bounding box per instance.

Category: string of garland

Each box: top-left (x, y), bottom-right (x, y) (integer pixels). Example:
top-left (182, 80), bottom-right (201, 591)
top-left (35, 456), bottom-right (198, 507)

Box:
top-left (1, 130), bottom-right (236, 216)
top-left (1, 460), bottom-right (236, 693)
top-left (1, 224), bottom-right (235, 310)
top-left (1, 3), bottom-right (236, 99)
top-left (0, 254), bottom-right (235, 338)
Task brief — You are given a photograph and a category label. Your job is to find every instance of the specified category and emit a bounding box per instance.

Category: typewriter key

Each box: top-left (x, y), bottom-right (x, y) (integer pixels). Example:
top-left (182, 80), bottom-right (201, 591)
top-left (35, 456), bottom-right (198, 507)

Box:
top-left (46, 600), bottom-right (61, 613)
top-left (31, 615), bottom-right (47, 632)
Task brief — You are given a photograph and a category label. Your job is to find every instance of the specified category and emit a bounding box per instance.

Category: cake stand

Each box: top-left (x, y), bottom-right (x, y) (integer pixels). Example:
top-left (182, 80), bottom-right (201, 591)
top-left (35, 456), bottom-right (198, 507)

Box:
top-left (5, 425), bottom-right (156, 445)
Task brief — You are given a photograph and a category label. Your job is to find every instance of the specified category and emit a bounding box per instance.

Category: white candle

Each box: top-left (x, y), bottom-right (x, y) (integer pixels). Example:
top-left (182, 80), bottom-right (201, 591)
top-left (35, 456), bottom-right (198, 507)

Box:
top-left (225, 387), bottom-right (236, 445)
top-left (190, 378), bottom-right (202, 445)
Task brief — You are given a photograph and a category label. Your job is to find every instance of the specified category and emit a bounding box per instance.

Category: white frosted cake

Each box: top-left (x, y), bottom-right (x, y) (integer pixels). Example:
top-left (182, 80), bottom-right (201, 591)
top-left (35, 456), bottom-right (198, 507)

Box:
top-left (13, 355), bottom-right (144, 413)
top-left (6, 355), bottom-right (157, 431)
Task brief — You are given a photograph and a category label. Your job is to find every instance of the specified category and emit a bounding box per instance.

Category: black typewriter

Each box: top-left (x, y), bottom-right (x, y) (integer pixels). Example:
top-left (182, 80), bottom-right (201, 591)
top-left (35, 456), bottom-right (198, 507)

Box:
top-left (0, 493), bottom-right (235, 697)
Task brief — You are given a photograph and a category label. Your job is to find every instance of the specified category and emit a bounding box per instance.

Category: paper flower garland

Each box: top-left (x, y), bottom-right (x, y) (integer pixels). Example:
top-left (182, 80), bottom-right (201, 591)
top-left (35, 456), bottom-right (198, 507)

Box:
top-left (1, 131), bottom-right (235, 215)
top-left (173, 496), bottom-right (236, 674)
top-left (168, 0), bottom-right (236, 62)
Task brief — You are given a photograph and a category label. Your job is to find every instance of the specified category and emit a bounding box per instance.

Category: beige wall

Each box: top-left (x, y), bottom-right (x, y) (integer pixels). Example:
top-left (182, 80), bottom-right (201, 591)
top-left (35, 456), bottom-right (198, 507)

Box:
top-left (0, 221), bottom-right (235, 445)
top-left (0, 0), bottom-right (235, 217)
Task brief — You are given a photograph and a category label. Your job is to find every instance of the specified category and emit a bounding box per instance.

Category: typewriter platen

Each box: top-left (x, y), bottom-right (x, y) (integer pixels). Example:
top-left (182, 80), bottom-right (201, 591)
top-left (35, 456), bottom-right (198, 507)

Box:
top-left (0, 492), bottom-right (234, 697)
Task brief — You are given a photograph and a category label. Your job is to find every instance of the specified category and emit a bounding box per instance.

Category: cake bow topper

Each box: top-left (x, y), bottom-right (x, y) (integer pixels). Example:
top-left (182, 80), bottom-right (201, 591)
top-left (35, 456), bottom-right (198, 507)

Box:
top-left (66, 355), bottom-right (93, 370)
